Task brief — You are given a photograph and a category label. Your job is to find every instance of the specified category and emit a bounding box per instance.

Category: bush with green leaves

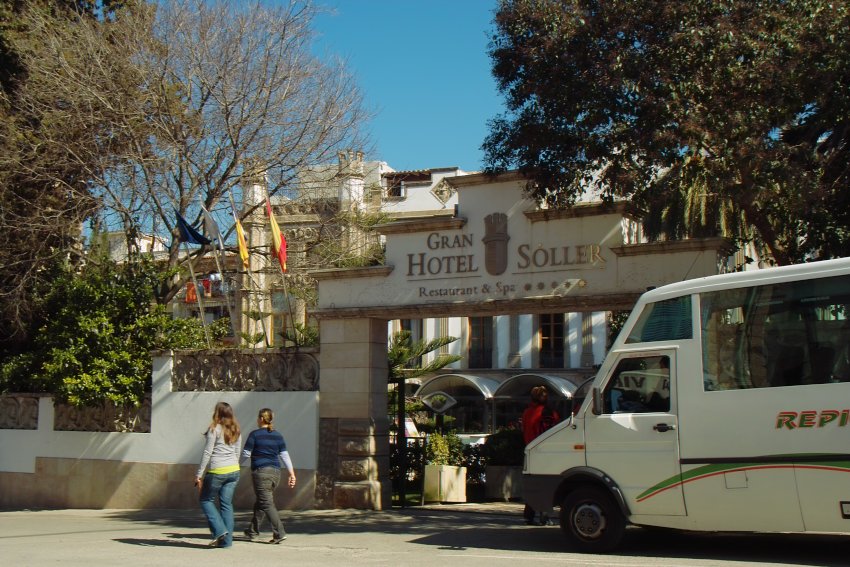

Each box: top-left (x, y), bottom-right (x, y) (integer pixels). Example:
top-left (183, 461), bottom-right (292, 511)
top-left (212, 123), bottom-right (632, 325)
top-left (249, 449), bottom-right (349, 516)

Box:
top-left (482, 428), bottom-right (525, 466)
top-left (425, 431), bottom-right (465, 466)
top-left (0, 255), bottom-right (218, 407)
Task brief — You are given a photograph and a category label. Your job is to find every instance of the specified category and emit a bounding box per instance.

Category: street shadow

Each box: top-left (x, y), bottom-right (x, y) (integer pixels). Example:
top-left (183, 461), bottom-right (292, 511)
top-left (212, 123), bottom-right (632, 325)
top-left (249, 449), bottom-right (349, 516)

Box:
top-left (410, 524), bottom-right (850, 566)
top-left (105, 507), bottom-right (850, 565)
top-left (113, 533), bottom-right (209, 549)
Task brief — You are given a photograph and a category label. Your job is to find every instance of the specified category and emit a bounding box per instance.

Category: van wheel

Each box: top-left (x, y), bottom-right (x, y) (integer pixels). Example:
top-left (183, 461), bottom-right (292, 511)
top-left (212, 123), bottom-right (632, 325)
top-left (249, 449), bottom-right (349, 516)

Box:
top-left (560, 486), bottom-right (625, 553)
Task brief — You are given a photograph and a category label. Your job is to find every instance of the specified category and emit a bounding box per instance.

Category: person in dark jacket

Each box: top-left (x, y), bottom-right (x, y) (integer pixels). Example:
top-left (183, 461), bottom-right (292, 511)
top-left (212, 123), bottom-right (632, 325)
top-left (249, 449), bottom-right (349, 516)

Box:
top-left (241, 408), bottom-right (296, 544)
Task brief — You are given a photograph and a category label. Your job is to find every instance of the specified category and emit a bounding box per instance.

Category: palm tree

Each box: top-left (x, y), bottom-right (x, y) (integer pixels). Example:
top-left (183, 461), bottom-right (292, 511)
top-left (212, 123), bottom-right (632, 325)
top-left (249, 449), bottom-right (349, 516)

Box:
top-left (388, 330), bottom-right (460, 507)
top-left (388, 330), bottom-right (461, 384)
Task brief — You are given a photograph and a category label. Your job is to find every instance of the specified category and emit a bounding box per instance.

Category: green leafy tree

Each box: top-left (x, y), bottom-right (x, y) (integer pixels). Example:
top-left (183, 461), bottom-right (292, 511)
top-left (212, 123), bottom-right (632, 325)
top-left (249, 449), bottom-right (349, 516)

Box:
top-left (485, 0), bottom-right (850, 265)
top-left (0, 0), bottom-right (143, 347)
top-left (0, 255), bottom-right (219, 406)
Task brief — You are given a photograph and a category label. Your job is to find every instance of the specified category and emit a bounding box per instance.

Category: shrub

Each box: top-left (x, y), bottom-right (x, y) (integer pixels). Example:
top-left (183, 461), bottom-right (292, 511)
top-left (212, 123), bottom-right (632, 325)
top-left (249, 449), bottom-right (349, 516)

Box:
top-left (425, 431), bottom-right (464, 466)
top-left (482, 428), bottom-right (525, 466)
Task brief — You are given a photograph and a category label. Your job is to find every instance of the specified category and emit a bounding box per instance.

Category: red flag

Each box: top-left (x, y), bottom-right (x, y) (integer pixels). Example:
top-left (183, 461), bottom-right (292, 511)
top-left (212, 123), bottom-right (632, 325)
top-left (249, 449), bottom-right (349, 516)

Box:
top-left (266, 197), bottom-right (287, 272)
top-left (185, 282), bottom-right (197, 303)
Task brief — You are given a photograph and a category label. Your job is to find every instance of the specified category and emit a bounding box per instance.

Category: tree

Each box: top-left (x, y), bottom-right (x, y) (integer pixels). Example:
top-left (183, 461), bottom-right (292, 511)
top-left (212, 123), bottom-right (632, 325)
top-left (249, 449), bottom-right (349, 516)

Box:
top-left (0, 253), bottom-right (223, 406)
top-left (388, 331), bottom-right (462, 384)
top-left (96, 0), bottom-right (371, 305)
top-left (484, 0), bottom-right (850, 265)
top-left (388, 329), bottom-right (461, 504)
top-left (1, 0), bottom-right (371, 330)
top-left (0, 0), bottom-right (139, 348)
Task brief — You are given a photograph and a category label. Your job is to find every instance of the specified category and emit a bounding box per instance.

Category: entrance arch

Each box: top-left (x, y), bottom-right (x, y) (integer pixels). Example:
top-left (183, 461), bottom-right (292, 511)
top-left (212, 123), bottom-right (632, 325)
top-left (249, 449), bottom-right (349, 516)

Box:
top-left (312, 172), bottom-right (731, 509)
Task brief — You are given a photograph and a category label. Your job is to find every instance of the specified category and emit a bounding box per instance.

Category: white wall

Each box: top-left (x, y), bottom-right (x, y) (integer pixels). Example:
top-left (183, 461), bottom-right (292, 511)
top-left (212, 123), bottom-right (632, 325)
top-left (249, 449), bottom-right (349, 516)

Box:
top-left (0, 354), bottom-right (319, 475)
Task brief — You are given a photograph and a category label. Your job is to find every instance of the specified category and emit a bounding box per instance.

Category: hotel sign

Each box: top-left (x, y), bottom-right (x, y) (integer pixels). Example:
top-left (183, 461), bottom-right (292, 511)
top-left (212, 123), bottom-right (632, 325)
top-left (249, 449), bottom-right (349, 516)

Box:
top-left (407, 212), bottom-right (607, 300)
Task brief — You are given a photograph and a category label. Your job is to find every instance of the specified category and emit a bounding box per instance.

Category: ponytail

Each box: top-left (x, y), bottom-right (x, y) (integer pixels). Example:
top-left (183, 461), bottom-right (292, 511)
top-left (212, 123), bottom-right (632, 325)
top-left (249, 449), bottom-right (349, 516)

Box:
top-left (258, 408), bottom-right (275, 432)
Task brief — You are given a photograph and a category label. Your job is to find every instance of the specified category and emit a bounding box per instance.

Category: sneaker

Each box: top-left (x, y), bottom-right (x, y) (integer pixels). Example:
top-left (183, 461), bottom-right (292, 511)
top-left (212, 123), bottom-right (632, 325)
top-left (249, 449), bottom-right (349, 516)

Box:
top-left (243, 529), bottom-right (257, 541)
top-left (269, 535), bottom-right (287, 544)
top-left (209, 533), bottom-right (228, 548)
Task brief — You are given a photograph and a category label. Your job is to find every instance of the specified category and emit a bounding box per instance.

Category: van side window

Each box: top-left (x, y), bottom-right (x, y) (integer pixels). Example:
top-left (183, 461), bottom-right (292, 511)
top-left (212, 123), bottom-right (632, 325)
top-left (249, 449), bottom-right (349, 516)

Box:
top-left (603, 355), bottom-right (671, 413)
top-left (700, 274), bottom-right (850, 390)
top-left (626, 296), bottom-right (692, 343)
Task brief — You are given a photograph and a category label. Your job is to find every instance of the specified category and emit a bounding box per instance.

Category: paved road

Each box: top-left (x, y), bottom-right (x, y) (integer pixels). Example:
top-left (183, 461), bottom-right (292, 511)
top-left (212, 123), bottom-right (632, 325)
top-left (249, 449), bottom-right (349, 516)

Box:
top-left (1, 503), bottom-right (848, 567)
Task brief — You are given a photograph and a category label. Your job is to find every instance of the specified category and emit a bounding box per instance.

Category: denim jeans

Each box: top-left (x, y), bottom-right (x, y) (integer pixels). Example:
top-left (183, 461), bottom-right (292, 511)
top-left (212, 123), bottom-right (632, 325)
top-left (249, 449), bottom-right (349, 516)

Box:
top-left (246, 467), bottom-right (284, 538)
top-left (199, 471), bottom-right (240, 547)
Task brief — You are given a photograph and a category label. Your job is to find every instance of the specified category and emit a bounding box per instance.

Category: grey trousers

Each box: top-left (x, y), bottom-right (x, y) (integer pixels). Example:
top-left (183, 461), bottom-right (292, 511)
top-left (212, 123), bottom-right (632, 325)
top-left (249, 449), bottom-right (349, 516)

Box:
top-left (246, 467), bottom-right (284, 538)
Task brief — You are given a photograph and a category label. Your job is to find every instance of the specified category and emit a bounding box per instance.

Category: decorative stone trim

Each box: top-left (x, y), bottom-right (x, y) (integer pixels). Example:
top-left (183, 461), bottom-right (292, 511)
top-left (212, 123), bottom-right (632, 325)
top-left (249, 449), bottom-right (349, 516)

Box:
top-left (0, 395), bottom-right (40, 430)
top-left (54, 394), bottom-right (152, 433)
top-left (171, 350), bottom-right (319, 392)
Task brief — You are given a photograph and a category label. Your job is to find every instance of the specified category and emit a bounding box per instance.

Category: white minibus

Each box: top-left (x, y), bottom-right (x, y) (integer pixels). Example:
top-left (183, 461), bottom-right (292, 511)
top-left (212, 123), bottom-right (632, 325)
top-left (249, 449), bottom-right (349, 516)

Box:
top-left (523, 257), bottom-right (850, 552)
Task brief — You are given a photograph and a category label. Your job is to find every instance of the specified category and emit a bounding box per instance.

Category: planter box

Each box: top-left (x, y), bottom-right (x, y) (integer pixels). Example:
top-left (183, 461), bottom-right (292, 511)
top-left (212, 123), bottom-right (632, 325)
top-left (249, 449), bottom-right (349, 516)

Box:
top-left (484, 465), bottom-right (523, 501)
top-left (423, 464), bottom-right (467, 503)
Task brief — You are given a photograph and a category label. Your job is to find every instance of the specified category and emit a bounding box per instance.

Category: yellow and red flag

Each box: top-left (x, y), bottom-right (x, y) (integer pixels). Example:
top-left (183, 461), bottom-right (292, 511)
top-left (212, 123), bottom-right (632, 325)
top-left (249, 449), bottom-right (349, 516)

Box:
top-left (234, 216), bottom-right (250, 269)
top-left (265, 197), bottom-right (287, 272)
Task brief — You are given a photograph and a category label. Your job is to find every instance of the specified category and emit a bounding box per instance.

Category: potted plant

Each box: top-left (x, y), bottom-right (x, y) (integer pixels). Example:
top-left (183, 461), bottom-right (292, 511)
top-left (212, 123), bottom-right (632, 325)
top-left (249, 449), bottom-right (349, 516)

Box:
top-left (422, 431), bottom-right (467, 503)
top-left (482, 428), bottom-right (525, 501)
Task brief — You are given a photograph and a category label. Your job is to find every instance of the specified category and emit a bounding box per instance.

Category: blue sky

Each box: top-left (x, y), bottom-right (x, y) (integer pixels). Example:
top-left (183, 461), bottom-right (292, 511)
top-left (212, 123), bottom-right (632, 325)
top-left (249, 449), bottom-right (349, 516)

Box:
top-left (312, 1), bottom-right (503, 172)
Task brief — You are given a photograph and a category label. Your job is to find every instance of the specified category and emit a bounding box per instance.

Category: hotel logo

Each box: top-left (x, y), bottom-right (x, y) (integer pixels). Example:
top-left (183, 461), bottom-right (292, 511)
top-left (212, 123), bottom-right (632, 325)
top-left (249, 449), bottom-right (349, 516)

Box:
top-left (482, 212), bottom-right (509, 276)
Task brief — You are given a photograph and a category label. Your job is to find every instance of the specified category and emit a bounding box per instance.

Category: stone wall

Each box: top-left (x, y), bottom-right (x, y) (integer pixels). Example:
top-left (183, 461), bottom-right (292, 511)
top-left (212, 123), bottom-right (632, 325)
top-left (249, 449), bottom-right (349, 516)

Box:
top-left (0, 350), bottom-right (320, 510)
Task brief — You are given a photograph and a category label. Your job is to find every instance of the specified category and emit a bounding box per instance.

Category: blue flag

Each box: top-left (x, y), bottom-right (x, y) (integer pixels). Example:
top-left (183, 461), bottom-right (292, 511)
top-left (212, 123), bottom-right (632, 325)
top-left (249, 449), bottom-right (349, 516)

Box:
top-left (175, 210), bottom-right (212, 245)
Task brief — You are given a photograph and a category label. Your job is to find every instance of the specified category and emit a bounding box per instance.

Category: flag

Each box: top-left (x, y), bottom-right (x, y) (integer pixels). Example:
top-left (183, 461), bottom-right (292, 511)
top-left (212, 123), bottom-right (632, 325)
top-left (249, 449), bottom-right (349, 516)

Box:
top-left (201, 206), bottom-right (224, 251)
top-left (266, 197), bottom-right (287, 272)
top-left (234, 216), bottom-right (250, 269)
top-left (175, 210), bottom-right (211, 245)
top-left (185, 282), bottom-right (197, 303)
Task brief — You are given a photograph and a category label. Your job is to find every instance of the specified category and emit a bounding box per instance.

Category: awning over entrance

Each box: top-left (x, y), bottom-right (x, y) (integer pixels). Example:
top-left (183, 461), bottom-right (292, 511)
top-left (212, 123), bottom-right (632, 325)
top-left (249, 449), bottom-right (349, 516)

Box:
top-left (493, 373), bottom-right (580, 399)
top-left (414, 373), bottom-right (502, 400)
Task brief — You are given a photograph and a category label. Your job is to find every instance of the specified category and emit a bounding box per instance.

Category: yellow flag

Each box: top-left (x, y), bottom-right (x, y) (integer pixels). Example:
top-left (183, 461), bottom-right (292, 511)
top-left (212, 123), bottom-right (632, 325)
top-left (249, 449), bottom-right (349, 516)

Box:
top-left (234, 218), bottom-right (250, 269)
top-left (266, 197), bottom-right (287, 272)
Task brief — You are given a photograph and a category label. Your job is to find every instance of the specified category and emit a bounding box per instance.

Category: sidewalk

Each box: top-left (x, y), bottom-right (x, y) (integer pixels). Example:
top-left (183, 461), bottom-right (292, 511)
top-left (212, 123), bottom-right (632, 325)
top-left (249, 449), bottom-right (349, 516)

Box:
top-left (0, 502), bottom-right (536, 567)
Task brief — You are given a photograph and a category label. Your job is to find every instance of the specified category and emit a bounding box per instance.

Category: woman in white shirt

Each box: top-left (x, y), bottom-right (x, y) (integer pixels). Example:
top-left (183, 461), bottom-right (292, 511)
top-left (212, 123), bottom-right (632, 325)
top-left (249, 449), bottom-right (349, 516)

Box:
top-left (195, 401), bottom-right (242, 548)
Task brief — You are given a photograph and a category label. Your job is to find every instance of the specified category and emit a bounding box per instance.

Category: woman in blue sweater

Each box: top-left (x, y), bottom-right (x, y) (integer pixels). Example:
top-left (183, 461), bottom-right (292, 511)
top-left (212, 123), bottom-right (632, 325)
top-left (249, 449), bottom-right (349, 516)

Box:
top-left (241, 408), bottom-right (296, 544)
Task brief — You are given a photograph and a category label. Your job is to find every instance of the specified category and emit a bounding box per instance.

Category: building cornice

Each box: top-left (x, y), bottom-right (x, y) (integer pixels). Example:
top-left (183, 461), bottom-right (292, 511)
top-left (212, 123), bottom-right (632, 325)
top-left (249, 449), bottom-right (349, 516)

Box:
top-left (374, 216), bottom-right (467, 235)
top-left (312, 291), bottom-right (642, 320)
top-left (524, 201), bottom-right (641, 222)
top-left (611, 237), bottom-right (734, 256)
top-left (443, 170), bottom-right (527, 188)
top-left (311, 265), bottom-right (394, 281)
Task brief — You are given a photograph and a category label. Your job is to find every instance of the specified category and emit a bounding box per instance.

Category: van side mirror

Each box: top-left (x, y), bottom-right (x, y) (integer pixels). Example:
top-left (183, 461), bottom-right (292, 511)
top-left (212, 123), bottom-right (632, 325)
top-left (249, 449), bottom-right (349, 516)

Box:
top-left (591, 387), bottom-right (602, 415)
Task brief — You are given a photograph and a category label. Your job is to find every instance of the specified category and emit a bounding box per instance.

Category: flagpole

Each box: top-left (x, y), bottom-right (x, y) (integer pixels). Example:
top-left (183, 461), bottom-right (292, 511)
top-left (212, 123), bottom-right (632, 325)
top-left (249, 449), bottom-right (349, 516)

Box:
top-left (182, 241), bottom-right (212, 348)
top-left (229, 193), bottom-right (270, 348)
top-left (265, 190), bottom-right (298, 347)
top-left (202, 206), bottom-right (239, 340)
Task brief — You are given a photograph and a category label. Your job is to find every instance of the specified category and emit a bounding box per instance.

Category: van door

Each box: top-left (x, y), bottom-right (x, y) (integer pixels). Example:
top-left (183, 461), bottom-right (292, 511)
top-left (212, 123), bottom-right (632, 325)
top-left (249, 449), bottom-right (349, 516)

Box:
top-left (584, 350), bottom-right (685, 516)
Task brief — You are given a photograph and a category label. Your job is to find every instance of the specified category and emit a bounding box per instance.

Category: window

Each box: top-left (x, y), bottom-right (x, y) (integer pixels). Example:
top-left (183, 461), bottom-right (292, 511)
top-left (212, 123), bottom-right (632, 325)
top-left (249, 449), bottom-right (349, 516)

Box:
top-left (700, 274), bottom-right (850, 391)
top-left (468, 316), bottom-right (493, 369)
top-left (271, 289), bottom-right (289, 346)
top-left (272, 313), bottom-right (288, 346)
top-left (539, 313), bottom-right (565, 368)
top-left (602, 355), bottom-right (671, 413)
top-left (626, 296), bottom-right (693, 343)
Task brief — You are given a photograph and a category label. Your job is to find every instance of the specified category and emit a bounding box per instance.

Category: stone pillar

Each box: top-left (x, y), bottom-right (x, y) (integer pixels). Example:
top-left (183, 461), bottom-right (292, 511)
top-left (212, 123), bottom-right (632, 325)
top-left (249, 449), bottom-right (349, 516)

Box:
top-left (317, 317), bottom-right (390, 509)
top-left (240, 163), bottom-right (272, 347)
